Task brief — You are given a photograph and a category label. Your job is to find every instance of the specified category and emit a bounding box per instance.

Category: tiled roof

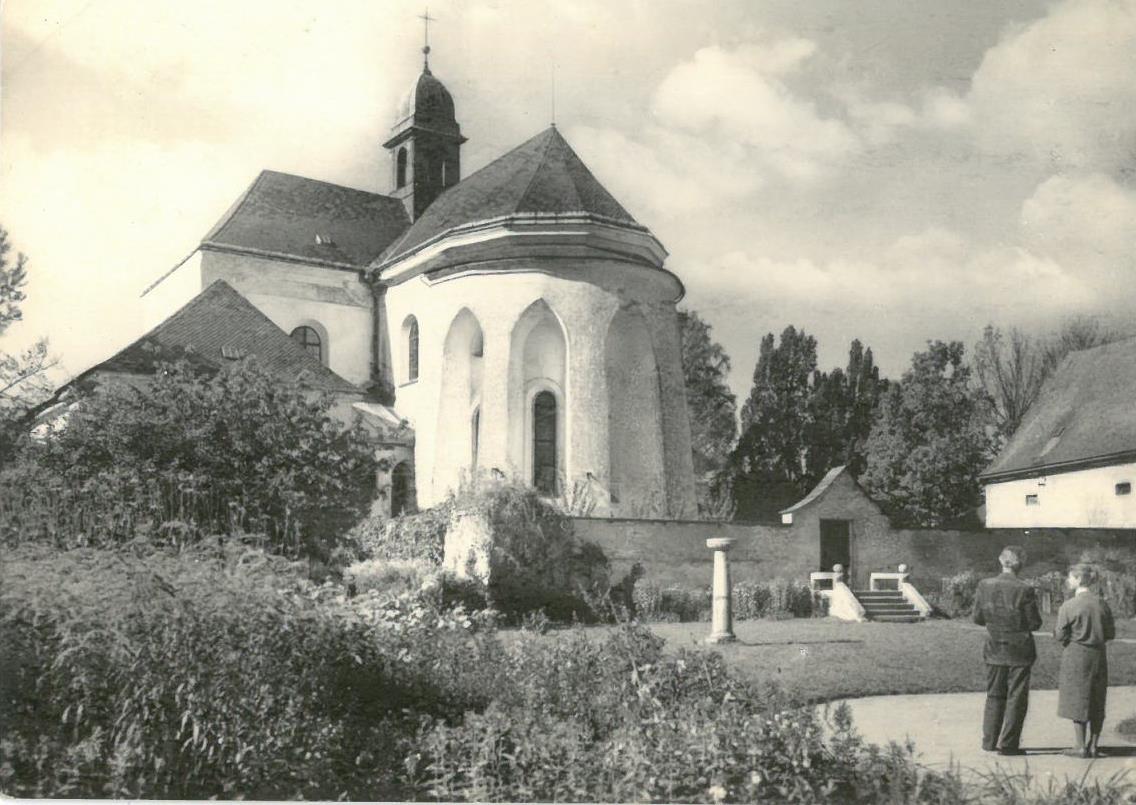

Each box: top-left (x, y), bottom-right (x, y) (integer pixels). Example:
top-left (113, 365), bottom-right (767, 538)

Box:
top-left (380, 126), bottom-right (641, 263)
top-left (88, 280), bottom-right (361, 394)
top-left (780, 466), bottom-right (849, 515)
top-left (203, 170), bottom-right (410, 267)
top-left (982, 336), bottom-right (1136, 479)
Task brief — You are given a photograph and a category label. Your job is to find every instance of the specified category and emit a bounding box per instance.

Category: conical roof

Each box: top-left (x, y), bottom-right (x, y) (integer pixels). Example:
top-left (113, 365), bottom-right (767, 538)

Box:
top-left (380, 126), bottom-right (642, 263)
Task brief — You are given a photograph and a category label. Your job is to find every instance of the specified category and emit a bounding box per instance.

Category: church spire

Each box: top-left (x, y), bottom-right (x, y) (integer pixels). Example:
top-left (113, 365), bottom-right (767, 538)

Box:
top-left (418, 8), bottom-right (435, 72)
top-left (383, 11), bottom-right (466, 220)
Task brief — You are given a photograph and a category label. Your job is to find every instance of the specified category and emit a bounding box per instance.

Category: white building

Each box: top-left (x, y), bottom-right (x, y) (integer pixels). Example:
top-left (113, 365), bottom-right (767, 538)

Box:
top-left (134, 50), bottom-right (697, 519)
top-left (981, 336), bottom-right (1136, 529)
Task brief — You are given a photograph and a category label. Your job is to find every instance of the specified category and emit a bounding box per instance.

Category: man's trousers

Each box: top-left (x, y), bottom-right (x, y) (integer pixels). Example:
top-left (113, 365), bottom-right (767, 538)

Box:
top-left (983, 664), bottom-right (1032, 750)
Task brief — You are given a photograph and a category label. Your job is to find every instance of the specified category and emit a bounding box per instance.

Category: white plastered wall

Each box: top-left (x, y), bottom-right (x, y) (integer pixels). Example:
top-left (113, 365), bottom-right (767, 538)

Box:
top-left (985, 461), bottom-right (1136, 528)
top-left (199, 250), bottom-right (373, 387)
top-left (383, 260), bottom-right (697, 516)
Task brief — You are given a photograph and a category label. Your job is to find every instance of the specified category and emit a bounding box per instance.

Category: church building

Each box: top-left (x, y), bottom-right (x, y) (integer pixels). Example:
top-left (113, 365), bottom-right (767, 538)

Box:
top-left (134, 44), bottom-right (698, 519)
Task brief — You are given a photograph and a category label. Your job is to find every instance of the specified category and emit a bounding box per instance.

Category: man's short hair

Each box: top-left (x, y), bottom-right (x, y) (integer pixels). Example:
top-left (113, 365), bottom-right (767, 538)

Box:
top-left (1069, 563), bottom-right (1098, 587)
top-left (999, 545), bottom-right (1026, 571)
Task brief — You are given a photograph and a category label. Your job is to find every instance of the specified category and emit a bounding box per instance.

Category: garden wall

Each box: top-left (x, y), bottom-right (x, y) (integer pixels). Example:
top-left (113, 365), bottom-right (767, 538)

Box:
top-left (573, 510), bottom-right (1136, 593)
top-left (571, 517), bottom-right (803, 588)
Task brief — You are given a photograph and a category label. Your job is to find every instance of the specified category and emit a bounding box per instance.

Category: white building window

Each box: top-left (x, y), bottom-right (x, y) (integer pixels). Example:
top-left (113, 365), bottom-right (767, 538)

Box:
top-left (290, 325), bottom-right (323, 364)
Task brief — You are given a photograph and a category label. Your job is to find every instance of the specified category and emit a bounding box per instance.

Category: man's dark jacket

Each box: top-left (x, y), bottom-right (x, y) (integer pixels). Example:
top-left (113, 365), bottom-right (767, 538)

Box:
top-left (972, 573), bottom-right (1043, 666)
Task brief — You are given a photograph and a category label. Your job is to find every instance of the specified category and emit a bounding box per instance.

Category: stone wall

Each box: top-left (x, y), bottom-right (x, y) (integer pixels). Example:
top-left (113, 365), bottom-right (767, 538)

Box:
top-left (572, 510), bottom-right (1136, 593)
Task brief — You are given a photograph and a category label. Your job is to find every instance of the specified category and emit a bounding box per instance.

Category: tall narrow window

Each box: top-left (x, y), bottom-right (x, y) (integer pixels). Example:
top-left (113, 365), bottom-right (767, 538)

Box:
top-left (470, 407), bottom-right (481, 472)
top-left (396, 147), bottom-right (408, 189)
top-left (407, 318), bottom-right (419, 382)
top-left (532, 391), bottom-right (557, 496)
top-left (290, 325), bottom-right (322, 363)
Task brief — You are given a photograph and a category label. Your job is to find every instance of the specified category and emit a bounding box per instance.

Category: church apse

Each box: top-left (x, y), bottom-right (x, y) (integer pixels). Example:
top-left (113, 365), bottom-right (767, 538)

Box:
top-left (507, 300), bottom-right (567, 495)
top-left (432, 309), bottom-right (484, 496)
top-left (605, 305), bottom-right (668, 517)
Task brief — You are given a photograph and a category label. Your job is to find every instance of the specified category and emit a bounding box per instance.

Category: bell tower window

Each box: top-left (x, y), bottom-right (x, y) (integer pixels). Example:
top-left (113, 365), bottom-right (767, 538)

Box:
top-left (396, 147), bottom-right (408, 189)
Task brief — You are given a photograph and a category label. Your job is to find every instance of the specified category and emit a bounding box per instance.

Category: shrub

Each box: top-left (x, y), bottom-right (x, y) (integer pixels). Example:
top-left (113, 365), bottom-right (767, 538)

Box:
top-left (350, 501), bottom-right (452, 565)
top-left (448, 481), bottom-right (610, 623)
top-left (939, 570), bottom-right (981, 618)
top-left (1077, 547), bottom-right (1136, 618)
top-left (417, 625), bottom-right (966, 803)
top-left (734, 578), bottom-right (815, 620)
top-left (631, 581), bottom-right (710, 622)
top-left (0, 543), bottom-right (500, 799)
top-left (4, 358), bottom-right (377, 558)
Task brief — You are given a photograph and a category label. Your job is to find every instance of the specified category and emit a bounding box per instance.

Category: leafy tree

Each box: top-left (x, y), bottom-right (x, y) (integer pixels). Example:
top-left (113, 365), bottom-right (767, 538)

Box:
top-left (0, 226), bottom-right (55, 448)
top-left (731, 326), bottom-right (817, 519)
top-left (18, 357), bottom-right (378, 556)
top-left (972, 325), bottom-right (1046, 441)
top-left (861, 341), bottom-right (994, 526)
top-left (806, 339), bottom-right (886, 481)
top-left (678, 310), bottom-right (737, 515)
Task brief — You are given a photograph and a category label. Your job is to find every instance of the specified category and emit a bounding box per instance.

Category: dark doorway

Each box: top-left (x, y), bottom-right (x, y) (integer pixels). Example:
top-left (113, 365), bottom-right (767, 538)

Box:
top-left (819, 519), bottom-right (851, 574)
top-left (391, 462), bottom-right (412, 517)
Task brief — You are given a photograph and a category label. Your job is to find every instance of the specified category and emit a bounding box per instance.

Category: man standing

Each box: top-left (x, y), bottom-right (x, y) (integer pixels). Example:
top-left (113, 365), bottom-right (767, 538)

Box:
top-left (972, 545), bottom-right (1043, 755)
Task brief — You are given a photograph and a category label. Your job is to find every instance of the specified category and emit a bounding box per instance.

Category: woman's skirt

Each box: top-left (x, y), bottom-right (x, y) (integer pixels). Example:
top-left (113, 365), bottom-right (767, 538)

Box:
top-left (1057, 642), bottom-right (1108, 723)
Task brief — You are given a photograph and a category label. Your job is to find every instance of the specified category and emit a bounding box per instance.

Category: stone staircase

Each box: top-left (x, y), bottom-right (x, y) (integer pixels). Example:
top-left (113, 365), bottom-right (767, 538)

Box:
top-left (853, 589), bottom-right (923, 622)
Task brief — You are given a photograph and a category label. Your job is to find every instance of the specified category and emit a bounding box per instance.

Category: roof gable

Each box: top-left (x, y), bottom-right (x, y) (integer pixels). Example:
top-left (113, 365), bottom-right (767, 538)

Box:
top-left (204, 170), bottom-right (410, 267)
top-left (90, 280), bottom-right (360, 394)
top-left (983, 336), bottom-right (1136, 479)
top-left (379, 126), bottom-right (641, 263)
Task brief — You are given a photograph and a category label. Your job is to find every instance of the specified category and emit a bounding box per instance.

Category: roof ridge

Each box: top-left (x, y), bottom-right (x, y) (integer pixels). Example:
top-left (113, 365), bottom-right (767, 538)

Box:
top-left (514, 127), bottom-right (561, 214)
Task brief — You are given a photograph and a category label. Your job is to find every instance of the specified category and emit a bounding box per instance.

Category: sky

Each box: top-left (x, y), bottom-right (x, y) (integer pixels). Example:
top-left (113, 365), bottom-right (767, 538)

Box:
top-left (2, 0), bottom-right (1135, 402)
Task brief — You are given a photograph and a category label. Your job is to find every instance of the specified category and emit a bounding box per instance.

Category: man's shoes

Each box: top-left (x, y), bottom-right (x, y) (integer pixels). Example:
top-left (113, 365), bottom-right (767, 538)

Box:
top-left (997, 747), bottom-right (1027, 756)
top-left (981, 745), bottom-right (997, 753)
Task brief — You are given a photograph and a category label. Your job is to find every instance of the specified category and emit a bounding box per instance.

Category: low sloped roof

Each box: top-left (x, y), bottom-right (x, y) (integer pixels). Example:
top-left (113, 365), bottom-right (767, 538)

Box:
top-left (379, 126), bottom-right (642, 263)
top-left (982, 336), bottom-right (1136, 480)
top-left (87, 280), bottom-right (360, 394)
top-left (780, 466), bottom-right (849, 515)
top-left (203, 170), bottom-right (410, 268)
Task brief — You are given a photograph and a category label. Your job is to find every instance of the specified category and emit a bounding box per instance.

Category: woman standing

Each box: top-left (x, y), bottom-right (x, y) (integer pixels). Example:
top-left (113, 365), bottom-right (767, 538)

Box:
top-left (1054, 563), bottom-right (1116, 758)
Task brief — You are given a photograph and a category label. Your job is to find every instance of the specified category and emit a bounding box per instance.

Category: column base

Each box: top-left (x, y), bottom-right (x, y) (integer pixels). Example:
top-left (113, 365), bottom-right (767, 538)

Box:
top-left (705, 632), bottom-right (737, 644)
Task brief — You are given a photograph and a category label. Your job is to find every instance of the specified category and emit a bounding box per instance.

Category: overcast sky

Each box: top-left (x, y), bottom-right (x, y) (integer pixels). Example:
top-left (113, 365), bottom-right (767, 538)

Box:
top-left (2, 0), bottom-right (1134, 401)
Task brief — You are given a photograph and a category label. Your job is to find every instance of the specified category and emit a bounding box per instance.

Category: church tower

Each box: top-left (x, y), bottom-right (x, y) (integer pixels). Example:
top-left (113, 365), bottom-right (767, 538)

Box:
top-left (383, 36), bottom-right (466, 220)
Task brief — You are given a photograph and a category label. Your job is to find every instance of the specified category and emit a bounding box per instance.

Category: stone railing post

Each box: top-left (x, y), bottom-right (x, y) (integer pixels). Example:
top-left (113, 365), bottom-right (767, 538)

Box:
top-left (706, 537), bottom-right (737, 644)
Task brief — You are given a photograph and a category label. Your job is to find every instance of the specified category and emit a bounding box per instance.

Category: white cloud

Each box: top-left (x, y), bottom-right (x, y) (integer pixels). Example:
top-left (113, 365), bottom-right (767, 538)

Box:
top-left (652, 43), bottom-right (858, 181)
top-left (964, 0), bottom-right (1136, 170)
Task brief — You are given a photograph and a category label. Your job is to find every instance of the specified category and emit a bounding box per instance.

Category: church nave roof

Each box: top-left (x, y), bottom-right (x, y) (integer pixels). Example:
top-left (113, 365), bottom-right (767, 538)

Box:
top-left (203, 170), bottom-right (410, 269)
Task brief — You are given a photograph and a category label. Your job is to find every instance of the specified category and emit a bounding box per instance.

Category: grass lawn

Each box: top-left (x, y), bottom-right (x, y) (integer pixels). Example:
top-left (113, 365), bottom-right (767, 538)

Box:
top-left (645, 617), bottom-right (1136, 703)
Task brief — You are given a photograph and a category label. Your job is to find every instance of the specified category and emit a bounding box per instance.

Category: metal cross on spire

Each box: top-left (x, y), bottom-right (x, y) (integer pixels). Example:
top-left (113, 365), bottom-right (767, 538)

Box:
top-left (419, 8), bottom-right (436, 70)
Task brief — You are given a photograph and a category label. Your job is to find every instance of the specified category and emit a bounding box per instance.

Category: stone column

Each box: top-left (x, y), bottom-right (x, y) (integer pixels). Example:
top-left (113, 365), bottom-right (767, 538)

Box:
top-left (706, 537), bottom-right (737, 644)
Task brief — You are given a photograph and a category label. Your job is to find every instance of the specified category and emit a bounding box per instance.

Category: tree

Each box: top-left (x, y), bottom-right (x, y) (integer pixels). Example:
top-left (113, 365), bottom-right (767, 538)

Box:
top-left (678, 310), bottom-right (737, 515)
top-left (731, 326), bottom-right (817, 519)
top-left (19, 358), bottom-right (378, 556)
top-left (861, 341), bottom-right (994, 526)
top-left (807, 339), bottom-right (886, 480)
top-left (0, 227), bottom-right (55, 443)
top-left (1042, 314), bottom-right (1120, 376)
top-left (972, 325), bottom-right (1046, 441)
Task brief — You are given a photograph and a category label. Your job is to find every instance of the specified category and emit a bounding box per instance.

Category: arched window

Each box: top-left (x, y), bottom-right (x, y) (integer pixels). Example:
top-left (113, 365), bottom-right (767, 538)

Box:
top-left (290, 325), bottom-right (322, 363)
top-left (391, 461), bottom-right (412, 517)
top-left (532, 390), bottom-right (557, 496)
top-left (406, 317), bottom-right (419, 382)
top-left (396, 147), bottom-right (408, 189)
